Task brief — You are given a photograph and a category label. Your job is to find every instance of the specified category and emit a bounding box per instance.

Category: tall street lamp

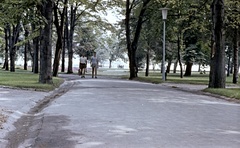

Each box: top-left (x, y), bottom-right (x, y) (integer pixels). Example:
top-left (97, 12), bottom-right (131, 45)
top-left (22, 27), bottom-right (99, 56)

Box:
top-left (160, 8), bottom-right (169, 81)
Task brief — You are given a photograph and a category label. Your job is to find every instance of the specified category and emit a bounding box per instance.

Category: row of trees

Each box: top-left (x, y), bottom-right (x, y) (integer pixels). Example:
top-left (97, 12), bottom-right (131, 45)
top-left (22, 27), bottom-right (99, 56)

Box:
top-left (123, 0), bottom-right (240, 88)
top-left (0, 0), bottom-right (239, 88)
top-left (0, 0), bottom-right (118, 83)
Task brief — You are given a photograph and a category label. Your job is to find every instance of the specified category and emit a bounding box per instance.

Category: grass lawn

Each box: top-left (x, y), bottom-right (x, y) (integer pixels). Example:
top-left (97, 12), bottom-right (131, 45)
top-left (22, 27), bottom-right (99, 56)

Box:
top-left (131, 71), bottom-right (240, 100)
top-left (1, 67), bottom-right (240, 101)
top-left (204, 88), bottom-right (240, 100)
top-left (0, 68), bottom-right (64, 91)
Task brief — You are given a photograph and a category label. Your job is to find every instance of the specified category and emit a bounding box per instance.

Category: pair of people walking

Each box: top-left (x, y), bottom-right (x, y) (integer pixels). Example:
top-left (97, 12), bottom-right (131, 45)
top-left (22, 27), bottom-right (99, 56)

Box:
top-left (79, 52), bottom-right (98, 78)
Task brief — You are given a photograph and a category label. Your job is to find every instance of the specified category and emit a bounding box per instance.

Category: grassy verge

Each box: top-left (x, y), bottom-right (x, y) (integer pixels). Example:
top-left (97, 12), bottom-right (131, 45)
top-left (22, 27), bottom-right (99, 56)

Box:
top-left (129, 71), bottom-right (240, 100)
top-left (204, 88), bottom-right (240, 100)
top-left (129, 72), bottom-right (210, 84)
top-left (0, 68), bottom-right (64, 91)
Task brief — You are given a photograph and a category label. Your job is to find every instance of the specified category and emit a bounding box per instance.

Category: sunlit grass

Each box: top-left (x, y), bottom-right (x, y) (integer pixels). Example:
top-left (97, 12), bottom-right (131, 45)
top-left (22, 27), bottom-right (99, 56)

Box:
top-left (135, 71), bottom-right (237, 85)
top-left (129, 71), bottom-right (240, 100)
top-left (134, 71), bottom-right (209, 84)
top-left (204, 88), bottom-right (240, 100)
top-left (0, 68), bottom-right (64, 91)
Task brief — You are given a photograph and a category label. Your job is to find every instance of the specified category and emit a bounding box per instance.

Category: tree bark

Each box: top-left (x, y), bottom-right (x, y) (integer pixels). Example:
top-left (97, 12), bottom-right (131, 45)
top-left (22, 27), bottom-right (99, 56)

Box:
top-left (61, 13), bottom-right (67, 73)
top-left (32, 23), bottom-right (39, 74)
top-left (166, 59), bottom-right (172, 73)
top-left (109, 59), bottom-right (112, 68)
top-left (38, 0), bottom-right (53, 84)
top-left (184, 62), bottom-right (193, 76)
top-left (226, 46), bottom-right (231, 77)
top-left (52, 0), bottom-right (68, 76)
top-left (24, 27), bottom-right (29, 70)
top-left (67, 5), bottom-right (76, 74)
top-left (173, 60), bottom-right (178, 73)
top-left (125, 0), bottom-right (132, 78)
top-left (4, 24), bottom-right (9, 71)
top-left (177, 32), bottom-right (183, 78)
top-left (145, 47), bottom-right (150, 77)
top-left (232, 28), bottom-right (239, 84)
top-left (209, 0), bottom-right (225, 88)
top-left (9, 23), bottom-right (21, 72)
top-left (33, 37), bottom-right (39, 74)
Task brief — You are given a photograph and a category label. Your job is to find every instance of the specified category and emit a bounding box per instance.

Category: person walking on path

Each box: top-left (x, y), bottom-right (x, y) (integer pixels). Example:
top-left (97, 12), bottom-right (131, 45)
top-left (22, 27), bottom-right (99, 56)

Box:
top-left (90, 52), bottom-right (98, 78)
top-left (79, 53), bottom-right (87, 78)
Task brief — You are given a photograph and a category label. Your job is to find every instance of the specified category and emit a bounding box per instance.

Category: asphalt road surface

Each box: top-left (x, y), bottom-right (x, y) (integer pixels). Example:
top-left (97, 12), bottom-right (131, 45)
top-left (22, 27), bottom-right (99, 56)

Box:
top-left (4, 76), bottom-right (240, 148)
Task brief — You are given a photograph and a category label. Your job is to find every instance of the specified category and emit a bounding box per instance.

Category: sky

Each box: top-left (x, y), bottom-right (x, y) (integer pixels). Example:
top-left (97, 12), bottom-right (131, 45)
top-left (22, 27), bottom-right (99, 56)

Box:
top-left (104, 8), bottom-right (124, 24)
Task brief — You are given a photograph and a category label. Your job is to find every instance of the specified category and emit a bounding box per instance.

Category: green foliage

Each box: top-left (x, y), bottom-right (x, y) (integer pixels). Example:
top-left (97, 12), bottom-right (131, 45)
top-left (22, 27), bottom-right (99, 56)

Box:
top-left (225, 0), bottom-right (240, 28)
top-left (68, 0), bottom-right (121, 61)
top-left (182, 44), bottom-right (206, 64)
top-left (0, 0), bottom-right (40, 26)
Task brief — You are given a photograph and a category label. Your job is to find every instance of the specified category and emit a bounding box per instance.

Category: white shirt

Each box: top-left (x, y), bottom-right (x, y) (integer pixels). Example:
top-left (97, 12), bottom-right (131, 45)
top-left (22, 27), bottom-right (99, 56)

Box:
top-left (80, 56), bottom-right (87, 64)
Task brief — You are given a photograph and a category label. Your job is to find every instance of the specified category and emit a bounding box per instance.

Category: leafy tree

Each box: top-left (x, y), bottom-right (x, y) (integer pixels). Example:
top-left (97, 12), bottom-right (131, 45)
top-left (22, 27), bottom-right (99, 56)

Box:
top-left (0, 1), bottom-right (23, 72)
top-left (62, 0), bottom-right (115, 73)
top-left (225, 0), bottom-right (240, 84)
top-left (176, 1), bottom-right (211, 76)
top-left (98, 34), bottom-right (125, 68)
top-left (0, 0), bottom-right (41, 73)
top-left (125, 0), bottom-right (151, 79)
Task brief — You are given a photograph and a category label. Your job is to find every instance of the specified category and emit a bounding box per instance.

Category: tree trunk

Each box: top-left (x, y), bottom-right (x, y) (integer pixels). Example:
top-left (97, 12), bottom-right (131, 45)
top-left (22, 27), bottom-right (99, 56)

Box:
top-left (177, 32), bottom-right (183, 78)
top-left (9, 23), bottom-right (21, 72)
top-left (24, 28), bottom-right (29, 70)
top-left (209, 0), bottom-right (225, 88)
top-left (166, 59), bottom-right (172, 73)
top-left (232, 28), bottom-right (239, 84)
top-left (198, 63), bottom-right (201, 72)
top-left (32, 23), bottom-right (39, 74)
top-left (24, 43), bottom-right (28, 70)
top-left (125, 0), bottom-right (150, 79)
top-left (52, 35), bottom-right (63, 76)
top-left (67, 5), bottom-right (77, 74)
top-left (173, 60), bottom-right (177, 73)
top-left (129, 46), bottom-right (137, 78)
top-left (61, 40), bottom-right (65, 73)
top-left (61, 4), bottom-right (68, 73)
top-left (52, 1), bottom-right (67, 77)
top-left (109, 59), bottom-right (112, 68)
top-left (184, 62), bottom-right (193, 76)
top-left (4, 24), bottom-right (9, 71)
top-left (145, 47), bottom-right (149, 77)
top-left (33, 37), bottom-right (39, 74)
top-left (125, 0), bottom-right (132, 78)
top-left (38, 0), bottom-right (53, 84)
top-left (61, 23), bottom-right (66, 73)
top-left (226, 46), bottom-right (231, 77)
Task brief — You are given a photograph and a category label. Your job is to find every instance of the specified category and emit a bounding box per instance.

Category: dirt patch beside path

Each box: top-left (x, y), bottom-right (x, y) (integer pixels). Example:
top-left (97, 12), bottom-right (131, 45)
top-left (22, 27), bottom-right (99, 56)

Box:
top-left (0, 111), bottom-right (7, 129)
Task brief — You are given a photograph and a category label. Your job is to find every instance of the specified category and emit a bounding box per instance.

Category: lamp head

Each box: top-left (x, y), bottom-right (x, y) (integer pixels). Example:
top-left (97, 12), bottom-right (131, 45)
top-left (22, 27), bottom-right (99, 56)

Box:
top-left (160, 8), bottom-right (169, 20)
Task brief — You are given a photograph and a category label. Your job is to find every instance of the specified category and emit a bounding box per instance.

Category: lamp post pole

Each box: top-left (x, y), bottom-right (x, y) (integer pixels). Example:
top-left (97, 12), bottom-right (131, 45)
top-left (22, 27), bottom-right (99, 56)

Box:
top-left (160, 8), bottom-right (169, 81)
top-left (162, 19), bottom-right (166, 81)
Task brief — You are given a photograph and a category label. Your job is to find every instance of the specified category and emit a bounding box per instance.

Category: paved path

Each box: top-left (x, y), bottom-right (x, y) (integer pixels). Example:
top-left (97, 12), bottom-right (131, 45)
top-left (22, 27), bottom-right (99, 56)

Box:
top-left (0, 87), bottom-right (49, 145)
top-left (1, 75), bottom-right (239, 147)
